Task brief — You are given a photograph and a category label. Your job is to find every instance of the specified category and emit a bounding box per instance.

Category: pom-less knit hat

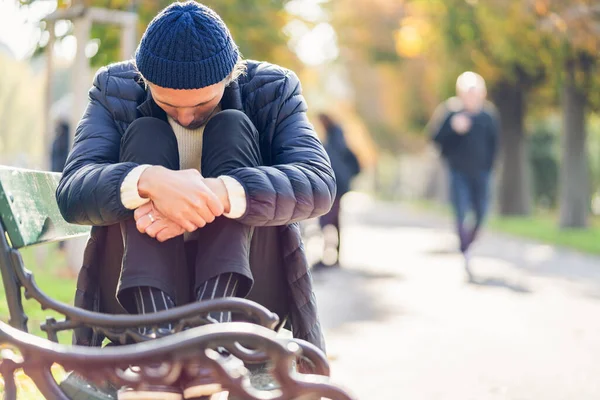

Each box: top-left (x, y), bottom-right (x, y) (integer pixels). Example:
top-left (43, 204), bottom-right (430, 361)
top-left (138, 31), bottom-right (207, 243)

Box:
top-left (135, 1), bottom-right (239, 90)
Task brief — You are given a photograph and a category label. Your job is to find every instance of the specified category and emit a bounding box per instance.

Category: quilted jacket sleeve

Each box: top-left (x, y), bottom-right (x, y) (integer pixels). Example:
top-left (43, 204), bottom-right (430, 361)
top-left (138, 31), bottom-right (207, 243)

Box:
top-left (56, 67), bottom-right (138, 226)
top-left (227, 71), bottom-right (336, 226)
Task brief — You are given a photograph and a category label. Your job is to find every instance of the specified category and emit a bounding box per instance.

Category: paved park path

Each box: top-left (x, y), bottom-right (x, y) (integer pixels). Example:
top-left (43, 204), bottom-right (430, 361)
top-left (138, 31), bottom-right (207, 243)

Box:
top-left (312, 194), bottom-right (600, 400)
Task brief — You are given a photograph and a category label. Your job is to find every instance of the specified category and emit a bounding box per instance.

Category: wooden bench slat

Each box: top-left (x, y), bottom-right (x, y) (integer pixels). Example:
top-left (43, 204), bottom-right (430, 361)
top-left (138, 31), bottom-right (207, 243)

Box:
top-left (0, 166), bottom-right (90, 248)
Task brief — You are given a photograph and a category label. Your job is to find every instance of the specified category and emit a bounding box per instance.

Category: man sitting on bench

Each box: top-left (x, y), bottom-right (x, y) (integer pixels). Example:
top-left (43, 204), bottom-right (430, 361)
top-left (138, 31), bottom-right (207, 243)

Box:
top-left (56, 2), bottom-right (335, 399)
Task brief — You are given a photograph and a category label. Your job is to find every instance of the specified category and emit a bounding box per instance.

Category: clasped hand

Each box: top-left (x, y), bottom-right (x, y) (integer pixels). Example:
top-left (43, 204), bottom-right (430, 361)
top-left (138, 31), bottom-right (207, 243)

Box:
top-left (133, 167), bottom-right (229, 242)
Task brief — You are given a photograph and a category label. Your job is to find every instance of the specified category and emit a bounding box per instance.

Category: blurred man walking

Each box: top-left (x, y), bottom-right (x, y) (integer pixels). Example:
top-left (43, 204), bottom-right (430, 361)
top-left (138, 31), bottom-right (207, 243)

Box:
top-left (429, 72), bottom-right (499, 279)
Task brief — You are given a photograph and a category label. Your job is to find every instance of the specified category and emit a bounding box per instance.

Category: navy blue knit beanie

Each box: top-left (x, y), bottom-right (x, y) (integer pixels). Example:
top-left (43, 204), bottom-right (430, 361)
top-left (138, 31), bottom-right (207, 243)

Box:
top-left (135, 1), bottom-right (239, 90)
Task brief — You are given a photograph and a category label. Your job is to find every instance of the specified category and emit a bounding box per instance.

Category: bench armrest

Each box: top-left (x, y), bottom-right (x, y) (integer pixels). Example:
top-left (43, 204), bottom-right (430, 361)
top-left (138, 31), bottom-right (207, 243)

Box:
top-left (0, 321), bottom-right (354, 400)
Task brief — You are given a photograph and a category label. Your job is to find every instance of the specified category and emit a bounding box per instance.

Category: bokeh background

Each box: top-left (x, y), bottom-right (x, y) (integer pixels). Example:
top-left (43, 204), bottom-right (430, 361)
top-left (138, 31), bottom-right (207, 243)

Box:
top-left (2, 1), bottom-right (600, 399)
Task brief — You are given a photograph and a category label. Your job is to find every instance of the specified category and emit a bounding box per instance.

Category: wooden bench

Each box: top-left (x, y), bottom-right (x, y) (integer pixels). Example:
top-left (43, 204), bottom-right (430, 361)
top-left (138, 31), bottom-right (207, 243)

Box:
top-left (0, 166), bottom-right (353, 400)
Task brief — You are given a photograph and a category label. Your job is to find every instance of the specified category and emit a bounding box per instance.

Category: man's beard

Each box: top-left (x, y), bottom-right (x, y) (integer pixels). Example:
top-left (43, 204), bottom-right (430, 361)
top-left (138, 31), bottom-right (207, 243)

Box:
top-left (181, 118), bottom-right (209, 129)
top-left (178, 107), bottom-right (218, 129)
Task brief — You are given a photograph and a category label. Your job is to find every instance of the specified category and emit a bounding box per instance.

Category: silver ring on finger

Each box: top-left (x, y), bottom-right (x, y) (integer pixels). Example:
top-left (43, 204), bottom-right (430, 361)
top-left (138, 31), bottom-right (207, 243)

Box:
top-left (147, 213), bottom-right (155, 223)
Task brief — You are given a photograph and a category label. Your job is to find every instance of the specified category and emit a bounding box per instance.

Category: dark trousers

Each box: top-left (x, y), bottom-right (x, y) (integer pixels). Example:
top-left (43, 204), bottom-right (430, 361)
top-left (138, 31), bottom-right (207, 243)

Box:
top-left (116, 110), bottom-right (261, 310)
top-left (449, 169), bottom-right (491, 253)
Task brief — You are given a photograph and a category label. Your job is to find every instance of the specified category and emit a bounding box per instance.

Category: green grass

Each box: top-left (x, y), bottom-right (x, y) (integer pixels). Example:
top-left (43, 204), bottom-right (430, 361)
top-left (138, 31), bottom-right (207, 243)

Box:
top-left (488, 215), bottom-right (600, 255)
top-left (0, 243), bottom-right (76, 399)
top-left (0, 243), bottom-right (76, 342)
top-left (371, 192), bottom-right (600, 254)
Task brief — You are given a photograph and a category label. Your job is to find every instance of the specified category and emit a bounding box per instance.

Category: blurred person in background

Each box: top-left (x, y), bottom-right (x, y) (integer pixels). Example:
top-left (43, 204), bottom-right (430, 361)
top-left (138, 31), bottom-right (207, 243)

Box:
top-left (50, 119), bottom-right (70, 174)
top-left (50, 119), bottom-right (70, 250)
top-left (428, 72), bottom-right (499, 279)
top-left (313, 113), bottom-right (361, 270)
top-left (56, 2), bottom-right (335, 399)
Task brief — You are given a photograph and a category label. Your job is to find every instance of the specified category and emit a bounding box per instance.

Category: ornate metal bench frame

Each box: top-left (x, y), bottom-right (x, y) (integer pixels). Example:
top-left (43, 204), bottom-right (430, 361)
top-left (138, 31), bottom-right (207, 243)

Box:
top-left (0, 167), bottom-right (354, 400)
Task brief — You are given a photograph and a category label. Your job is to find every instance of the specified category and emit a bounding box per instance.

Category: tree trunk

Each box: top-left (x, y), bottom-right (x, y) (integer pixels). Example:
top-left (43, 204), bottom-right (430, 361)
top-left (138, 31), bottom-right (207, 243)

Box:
top-left (492, 80), bottom-right (531, 216)
top-left (559, 60), bottom-right (589, 228)
top-left (44, 21), bottom-right (55, 170)
top-left (67, 3), bottom-right (91, 274)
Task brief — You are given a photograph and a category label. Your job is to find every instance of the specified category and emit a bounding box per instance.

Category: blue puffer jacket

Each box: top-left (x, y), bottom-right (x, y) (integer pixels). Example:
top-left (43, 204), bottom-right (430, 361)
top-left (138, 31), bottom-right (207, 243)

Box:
top-left (57, 60), bottom-right (335, 351)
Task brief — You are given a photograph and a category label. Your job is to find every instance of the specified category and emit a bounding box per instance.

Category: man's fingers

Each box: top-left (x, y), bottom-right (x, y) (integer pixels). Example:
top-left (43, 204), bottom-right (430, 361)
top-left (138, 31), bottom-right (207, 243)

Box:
top-left (136, 213), bottom-right (155, 233)
top-left (156, 227), bottom-right (184, 242)
top-left (192, 199), bottom-right (217, 224)
top-left (200, 207), bottom-right (216, 224)
top-left (203, 190), bottom-right (224, 216)
top-left (174, 213), bottom-right (201, 232)
top-left (156, 231), bottom-right (170, 242)
top-left (187, 212), bottom-right (207, 230)
top-left (146, 220), bottom-right (168, 238)
top-left (134, 202), bottom-right (153, 221)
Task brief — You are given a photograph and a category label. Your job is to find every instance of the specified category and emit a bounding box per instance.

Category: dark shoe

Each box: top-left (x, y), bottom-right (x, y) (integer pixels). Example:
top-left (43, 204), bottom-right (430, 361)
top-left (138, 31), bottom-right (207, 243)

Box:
top-left (118, 384), bottom-right (182, 400)
top-left (182, 353), bottom-right (245, 399)
top-left (311, 261), bottom-right (327, 271)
